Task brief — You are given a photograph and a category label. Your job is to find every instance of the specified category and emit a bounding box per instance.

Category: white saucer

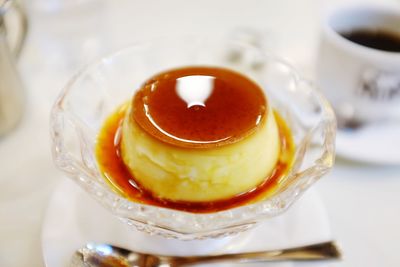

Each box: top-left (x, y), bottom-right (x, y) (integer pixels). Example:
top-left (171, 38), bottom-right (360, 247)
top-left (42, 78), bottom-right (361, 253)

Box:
top-left (336, 121), bottom-right (400, 165)
top-left (41, 179), bottom-right (333, 267)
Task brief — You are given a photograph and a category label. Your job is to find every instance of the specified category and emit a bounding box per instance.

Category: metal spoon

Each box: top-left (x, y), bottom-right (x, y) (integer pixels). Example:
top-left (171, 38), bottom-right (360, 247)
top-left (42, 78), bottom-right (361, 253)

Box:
top-left (70, 241), bottom-right (341, 267)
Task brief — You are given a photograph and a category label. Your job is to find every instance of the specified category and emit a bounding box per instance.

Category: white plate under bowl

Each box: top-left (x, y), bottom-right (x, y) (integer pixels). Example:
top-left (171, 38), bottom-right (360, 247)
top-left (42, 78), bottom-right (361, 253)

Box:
top-left (42, 178), bottom-right (334, 267)
top-left (336, 121), bottom-right (400, 165)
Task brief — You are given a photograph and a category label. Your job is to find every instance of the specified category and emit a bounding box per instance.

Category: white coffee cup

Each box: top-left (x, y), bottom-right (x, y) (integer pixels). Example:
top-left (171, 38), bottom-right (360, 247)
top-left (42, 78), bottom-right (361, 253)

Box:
top-left (316, 5), bottom-right (400, 126)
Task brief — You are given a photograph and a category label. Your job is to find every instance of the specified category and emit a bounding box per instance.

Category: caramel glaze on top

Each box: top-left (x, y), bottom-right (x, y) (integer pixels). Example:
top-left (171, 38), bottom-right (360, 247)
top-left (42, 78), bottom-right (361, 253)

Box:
top-left (132, 66), bottom-right (267, 148)
top-left (95, 66), bottom-right (295, 213)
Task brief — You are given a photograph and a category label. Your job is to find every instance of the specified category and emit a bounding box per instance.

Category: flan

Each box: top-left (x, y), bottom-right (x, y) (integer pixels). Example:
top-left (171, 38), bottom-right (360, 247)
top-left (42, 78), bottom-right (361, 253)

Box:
top-left (95, 66), bottom-right (294, 212)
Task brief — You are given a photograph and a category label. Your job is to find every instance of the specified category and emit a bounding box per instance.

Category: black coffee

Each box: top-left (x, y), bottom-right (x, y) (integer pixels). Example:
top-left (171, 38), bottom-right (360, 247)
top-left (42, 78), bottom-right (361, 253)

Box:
top-left (340, 29), bottom-right (400, 52)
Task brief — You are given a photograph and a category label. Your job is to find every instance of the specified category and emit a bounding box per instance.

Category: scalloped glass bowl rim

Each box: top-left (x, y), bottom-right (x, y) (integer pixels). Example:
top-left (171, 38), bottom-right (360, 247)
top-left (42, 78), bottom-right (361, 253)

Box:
top-left (50, 37), bottom-right (336, 238)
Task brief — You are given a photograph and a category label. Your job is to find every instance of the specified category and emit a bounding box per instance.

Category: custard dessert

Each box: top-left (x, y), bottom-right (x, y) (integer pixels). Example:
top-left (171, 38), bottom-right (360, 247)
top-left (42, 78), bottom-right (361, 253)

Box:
top-left (95, 66), bottom-right (294, 212)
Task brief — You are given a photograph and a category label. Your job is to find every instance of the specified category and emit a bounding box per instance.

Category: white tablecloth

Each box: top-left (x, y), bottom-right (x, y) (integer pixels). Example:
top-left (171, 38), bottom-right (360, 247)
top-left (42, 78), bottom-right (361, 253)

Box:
top-left (1, 0), bottom-right (400, 266)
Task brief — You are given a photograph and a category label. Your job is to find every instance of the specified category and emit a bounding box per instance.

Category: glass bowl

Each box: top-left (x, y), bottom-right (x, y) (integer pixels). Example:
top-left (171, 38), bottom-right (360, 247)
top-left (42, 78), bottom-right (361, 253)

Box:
top-left (50, 36), bottom-right (336, 240)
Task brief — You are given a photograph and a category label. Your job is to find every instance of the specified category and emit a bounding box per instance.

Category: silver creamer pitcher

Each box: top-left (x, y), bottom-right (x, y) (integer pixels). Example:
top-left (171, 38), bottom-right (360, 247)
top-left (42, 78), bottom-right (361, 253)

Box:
top-left (0, 0), bottom-right (27, 136)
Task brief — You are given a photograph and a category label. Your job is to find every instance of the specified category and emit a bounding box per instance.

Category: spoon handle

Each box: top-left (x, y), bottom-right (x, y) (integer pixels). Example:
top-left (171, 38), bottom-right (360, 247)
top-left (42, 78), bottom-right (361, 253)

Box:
top-left (171, 241), bottom-right (341, 266)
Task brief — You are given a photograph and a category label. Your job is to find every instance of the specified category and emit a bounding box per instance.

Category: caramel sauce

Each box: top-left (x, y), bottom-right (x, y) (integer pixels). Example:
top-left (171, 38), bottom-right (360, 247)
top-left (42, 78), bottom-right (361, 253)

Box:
top-left (95, 66), bottom-right (294, 213)
top-left (96, 109), bottom-right (294, 214)
top-left (132, 66), bottom-right (267, 148)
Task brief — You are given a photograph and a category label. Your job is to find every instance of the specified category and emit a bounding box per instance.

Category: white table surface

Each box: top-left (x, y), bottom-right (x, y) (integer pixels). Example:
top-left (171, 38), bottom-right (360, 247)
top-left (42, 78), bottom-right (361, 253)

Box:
top-left (1, 0), bottom-right (400, 266)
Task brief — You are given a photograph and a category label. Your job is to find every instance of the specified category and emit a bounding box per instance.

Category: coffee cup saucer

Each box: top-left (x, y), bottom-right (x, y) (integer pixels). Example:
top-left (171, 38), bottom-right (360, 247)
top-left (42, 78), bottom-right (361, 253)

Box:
top-left (336, 120), bottom-right (400, 165)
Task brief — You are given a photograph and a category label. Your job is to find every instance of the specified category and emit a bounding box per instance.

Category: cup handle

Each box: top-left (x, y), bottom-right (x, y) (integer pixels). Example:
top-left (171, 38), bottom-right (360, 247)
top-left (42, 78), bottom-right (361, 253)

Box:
top-left (6, 0), bottom-right (28, 58)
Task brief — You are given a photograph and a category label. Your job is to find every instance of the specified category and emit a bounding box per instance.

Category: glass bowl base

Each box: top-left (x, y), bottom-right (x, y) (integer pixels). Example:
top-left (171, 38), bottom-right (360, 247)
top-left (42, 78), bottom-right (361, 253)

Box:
top-left (42, 178), bottom-right (332, 266)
